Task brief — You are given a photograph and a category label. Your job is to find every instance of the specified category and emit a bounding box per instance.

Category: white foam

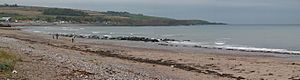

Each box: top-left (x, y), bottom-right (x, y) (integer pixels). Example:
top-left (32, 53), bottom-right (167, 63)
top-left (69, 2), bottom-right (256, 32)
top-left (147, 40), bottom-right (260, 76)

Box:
top-left (163, 34), bottom-right (175, 37)
top-left (165, 41), bottom-right (300, 55)
top-left (215, 42), bottom-right (225, 45)
top-left (92, 32), bottom-right (100, 34)
top-left (103, 35), bottom-right (112, 38)
top-left (33, 31), bottom-right (41, 33)
top-left (62, 28), bottom-right (80, 31)
top-left (167, 41), bottom-right (202, 46)
top-left (218, 46), bottom-right (300, 54)
top-left (79, 34), bottom-right (91, 36)
top-left (60, 27), bottom-right (80, 31)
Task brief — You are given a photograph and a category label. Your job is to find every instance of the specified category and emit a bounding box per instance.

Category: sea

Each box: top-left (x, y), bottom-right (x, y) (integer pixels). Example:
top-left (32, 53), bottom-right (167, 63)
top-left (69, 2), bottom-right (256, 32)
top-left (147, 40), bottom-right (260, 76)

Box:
top-left (18, 24), bottom-right (300, 55)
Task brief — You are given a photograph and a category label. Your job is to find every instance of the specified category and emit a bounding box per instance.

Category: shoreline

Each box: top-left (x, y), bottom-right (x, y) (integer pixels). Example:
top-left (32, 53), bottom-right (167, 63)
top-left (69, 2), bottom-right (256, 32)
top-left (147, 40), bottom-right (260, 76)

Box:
top-left (45, 33), bottom-right (300, 57)
top-left (76, 39), bottom-right (300, 60)
top-left (17, 25), bottom-right (300, 57)
top-left (0, 27), bottom-right (300, 79)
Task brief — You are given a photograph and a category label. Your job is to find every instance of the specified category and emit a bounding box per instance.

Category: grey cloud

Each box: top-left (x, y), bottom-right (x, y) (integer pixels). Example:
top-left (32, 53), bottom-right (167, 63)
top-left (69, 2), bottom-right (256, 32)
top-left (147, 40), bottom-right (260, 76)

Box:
top-left (1, 0), bottom-right (299, 24)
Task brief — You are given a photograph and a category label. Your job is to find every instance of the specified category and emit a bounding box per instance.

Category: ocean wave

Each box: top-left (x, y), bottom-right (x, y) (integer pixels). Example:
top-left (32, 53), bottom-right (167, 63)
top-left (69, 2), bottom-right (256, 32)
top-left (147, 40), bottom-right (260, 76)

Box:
top-left (62, 29), bottom-right (80, 31)
top-left (215, 41), bottom-right (226, 45)
top-left (216, 46), bottom-right (300, 54)
top-left (79, 28), bottom-right (85, 30)
top-left (103, 35), bottom-right (112, 38)
top-left (61, 27), bottom-right (80, 31)
top-left (33, 31), bottom-right (41, 33)
top-left (167, 41), bottom-right (202, 45)
top-left (165, 41), bottom-right (300, 55)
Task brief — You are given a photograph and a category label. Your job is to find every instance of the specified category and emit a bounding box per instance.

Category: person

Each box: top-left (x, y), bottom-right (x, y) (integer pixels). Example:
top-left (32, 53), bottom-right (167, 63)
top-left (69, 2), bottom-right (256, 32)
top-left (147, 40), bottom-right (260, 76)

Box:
top-left (52, 34), bottom-right (55, 39)
top-left (71, 37), bottom-right (74, 43)
top-left (55, 34), bottom-right (59, 39)
top-left (71, 35), bottom-right (76, 43)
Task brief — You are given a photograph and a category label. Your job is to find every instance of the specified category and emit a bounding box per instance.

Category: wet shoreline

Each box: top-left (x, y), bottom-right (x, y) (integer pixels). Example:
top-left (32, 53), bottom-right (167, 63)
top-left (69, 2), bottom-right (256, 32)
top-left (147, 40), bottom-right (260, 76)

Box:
top-left (53, 33), bottom-right (300, 56)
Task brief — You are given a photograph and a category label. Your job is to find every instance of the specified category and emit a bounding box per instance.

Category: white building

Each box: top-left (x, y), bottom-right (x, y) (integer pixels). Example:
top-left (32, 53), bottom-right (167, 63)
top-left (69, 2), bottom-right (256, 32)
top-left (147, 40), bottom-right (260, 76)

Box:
top-left (0, 17), bottom-right (11, 22)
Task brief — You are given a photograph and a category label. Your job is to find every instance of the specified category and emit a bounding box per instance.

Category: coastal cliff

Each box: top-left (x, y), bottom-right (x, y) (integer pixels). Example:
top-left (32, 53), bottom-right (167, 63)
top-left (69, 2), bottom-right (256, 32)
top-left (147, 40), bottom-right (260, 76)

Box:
top-left (0, 4), bottom-right (225, 26)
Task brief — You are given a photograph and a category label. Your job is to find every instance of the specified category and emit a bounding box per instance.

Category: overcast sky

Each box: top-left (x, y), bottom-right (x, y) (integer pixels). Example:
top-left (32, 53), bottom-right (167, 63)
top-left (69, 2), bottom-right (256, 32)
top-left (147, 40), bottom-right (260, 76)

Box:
top-left (1, 0), bottom-right (300, 24)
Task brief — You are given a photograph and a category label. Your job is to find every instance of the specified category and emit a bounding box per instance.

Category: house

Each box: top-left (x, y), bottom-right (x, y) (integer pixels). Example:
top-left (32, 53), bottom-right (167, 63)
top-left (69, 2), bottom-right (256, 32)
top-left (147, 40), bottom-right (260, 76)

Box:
top-left (0, 17), bottom-right (12, 27)
top-left (0, 17), bottom-right (11, 22)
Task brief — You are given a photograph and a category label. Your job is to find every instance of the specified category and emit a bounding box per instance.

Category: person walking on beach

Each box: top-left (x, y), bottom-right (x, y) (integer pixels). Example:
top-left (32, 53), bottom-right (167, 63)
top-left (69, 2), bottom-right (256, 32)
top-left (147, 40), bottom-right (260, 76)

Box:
top-left (55, 34), bottom-right (59, 39)
top-left (52, 34), bottom-right (55, 39)
top-left (71, 35), bottom-right (76, 43)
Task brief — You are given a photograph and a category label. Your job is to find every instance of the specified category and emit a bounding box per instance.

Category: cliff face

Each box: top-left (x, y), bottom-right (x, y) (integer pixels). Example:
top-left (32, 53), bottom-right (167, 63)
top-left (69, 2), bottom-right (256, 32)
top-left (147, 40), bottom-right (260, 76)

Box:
top-left (0, 5), bottom-right (224, 26)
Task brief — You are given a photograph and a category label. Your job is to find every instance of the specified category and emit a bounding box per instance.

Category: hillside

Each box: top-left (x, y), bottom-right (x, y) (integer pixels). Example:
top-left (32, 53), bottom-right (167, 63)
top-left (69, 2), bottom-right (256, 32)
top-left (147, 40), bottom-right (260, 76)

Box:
top-left (0, 4), bottom-right (224, 26)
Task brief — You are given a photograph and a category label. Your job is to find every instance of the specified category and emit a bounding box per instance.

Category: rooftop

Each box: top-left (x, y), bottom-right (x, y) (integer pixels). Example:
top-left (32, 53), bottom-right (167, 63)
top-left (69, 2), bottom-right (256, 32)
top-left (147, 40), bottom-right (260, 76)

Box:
top-left (0, 17), bottom-right (11, 21)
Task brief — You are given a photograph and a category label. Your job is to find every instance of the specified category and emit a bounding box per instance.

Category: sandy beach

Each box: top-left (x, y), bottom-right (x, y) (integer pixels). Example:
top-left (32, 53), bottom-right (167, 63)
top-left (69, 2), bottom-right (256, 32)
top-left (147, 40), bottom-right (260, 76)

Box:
top-left (0, 27), bottom-right (300, 80)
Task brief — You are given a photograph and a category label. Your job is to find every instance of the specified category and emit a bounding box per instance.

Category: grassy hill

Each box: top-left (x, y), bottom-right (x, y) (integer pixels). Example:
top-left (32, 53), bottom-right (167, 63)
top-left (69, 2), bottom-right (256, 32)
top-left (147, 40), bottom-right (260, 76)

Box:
top-left (0, 4), bottom-right (224, 26)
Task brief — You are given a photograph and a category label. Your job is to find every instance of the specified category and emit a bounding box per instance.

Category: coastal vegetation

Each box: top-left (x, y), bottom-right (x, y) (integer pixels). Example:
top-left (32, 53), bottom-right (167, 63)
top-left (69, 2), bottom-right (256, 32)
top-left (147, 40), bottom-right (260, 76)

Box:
top-left (0, 49), bottom-right (17, 78)
top-left (0, 4), bottom-right (224, 26)
top-left (42, 8), bottom-right (88, 16)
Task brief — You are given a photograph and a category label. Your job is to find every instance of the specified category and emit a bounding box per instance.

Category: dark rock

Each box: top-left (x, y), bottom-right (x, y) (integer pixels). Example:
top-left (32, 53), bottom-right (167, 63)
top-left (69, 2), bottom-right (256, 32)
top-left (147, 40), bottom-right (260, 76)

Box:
top-left (183, 40), bottom-right (191, 41)
top-left (158, 43), bottom-right (169, 46)
top-left (161, 38), bottom-right (177, 42)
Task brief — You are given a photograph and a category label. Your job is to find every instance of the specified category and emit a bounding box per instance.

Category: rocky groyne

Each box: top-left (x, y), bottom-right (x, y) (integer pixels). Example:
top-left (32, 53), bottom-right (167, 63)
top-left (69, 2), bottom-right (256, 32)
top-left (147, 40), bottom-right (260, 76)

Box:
top-left (51, 33), bottom-right (181, 42)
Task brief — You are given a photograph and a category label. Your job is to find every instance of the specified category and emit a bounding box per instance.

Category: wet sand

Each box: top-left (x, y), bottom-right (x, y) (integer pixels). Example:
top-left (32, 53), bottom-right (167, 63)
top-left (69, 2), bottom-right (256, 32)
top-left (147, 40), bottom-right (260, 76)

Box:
top-left (0, 28), bottom-right (300, 80)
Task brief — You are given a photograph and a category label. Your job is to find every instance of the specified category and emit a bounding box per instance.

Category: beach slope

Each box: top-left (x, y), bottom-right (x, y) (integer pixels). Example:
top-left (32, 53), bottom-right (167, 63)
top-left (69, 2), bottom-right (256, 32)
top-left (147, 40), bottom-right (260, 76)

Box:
top-left (0, 28), bottom-right (299, 80)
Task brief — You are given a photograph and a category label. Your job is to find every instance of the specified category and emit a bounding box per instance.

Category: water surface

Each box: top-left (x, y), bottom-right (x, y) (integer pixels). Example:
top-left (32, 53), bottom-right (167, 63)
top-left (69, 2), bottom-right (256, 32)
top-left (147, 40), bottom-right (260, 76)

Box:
top-left (19, 24), bottom-right (300, 53)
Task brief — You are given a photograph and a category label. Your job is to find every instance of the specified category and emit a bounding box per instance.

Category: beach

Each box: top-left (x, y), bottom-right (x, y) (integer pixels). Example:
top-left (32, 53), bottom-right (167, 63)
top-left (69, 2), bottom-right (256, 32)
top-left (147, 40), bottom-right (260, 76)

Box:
top-left (0, 27), bottom-right (300, 80)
